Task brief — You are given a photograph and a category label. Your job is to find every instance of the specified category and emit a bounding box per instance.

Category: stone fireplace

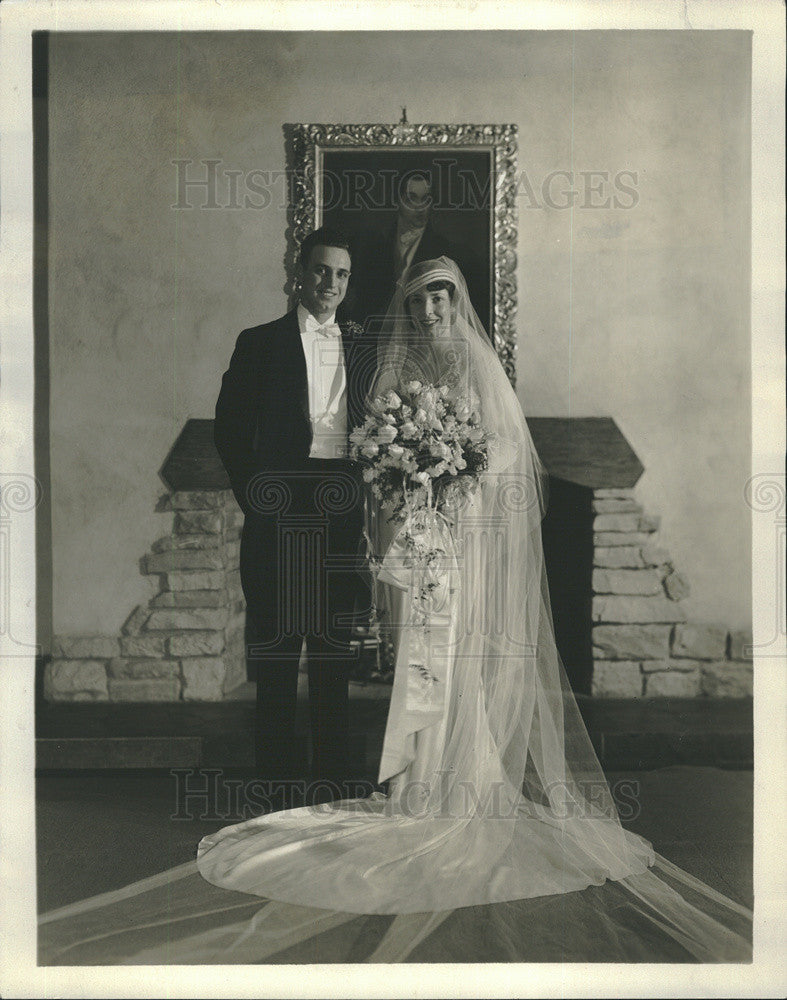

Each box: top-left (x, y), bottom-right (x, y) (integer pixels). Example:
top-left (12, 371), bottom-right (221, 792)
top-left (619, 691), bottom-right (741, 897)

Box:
top-left (44, 418), bottom-right (752, 702)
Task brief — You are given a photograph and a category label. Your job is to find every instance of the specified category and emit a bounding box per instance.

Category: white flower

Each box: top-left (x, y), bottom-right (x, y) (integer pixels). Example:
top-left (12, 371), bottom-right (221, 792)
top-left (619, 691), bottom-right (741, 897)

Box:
top-left (413, 471), bottom-right (431, 487)
top-left (388, 443), bottom-right (404, 458)
top-left (405, 380), bottom-right (422, 393)
top-left (361, 441), bottom-right (380, 458)
top-left (400, 421), bottom-right (419, 438)
top-left (383, 389), bottom-right (402, 410)
top-left (362, 467), bottom-right (376, 482)
top-left (430, 441), bottom-right (452, 460)
top-left (414, 408), bottom-right (428, 425)
top-left (377, 424), bottom-right (398, 444)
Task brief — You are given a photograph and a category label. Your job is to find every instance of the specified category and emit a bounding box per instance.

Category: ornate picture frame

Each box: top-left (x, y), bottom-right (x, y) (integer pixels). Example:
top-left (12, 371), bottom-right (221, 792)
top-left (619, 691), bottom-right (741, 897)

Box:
top-left (288, 121), bottom-right (519, 385)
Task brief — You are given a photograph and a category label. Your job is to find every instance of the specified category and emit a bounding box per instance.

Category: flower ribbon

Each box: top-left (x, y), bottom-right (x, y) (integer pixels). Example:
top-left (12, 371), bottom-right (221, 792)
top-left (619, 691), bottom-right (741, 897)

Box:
top-left (377, 508), bottom-right (460, 717)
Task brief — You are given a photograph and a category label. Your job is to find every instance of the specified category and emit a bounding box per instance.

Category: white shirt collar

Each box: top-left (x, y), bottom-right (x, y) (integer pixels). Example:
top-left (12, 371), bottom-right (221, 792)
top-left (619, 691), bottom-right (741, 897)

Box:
top-left (297, 302), bottom-right (338, 332)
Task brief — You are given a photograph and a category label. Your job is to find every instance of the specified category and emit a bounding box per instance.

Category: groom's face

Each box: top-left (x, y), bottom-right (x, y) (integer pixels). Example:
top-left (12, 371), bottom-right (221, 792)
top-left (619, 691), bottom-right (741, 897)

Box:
top-left (299, 243), bottom-right (352, 320)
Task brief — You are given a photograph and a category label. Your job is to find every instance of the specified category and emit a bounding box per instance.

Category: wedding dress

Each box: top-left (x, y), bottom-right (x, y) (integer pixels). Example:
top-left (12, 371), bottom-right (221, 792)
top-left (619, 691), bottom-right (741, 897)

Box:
top-left (38, 259), bottom-right (752, 964)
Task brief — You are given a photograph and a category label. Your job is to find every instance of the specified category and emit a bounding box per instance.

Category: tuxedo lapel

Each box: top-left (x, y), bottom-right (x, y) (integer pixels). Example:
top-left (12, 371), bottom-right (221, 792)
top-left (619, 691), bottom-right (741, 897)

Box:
top-left (280, 309), bottom-right (310, 431)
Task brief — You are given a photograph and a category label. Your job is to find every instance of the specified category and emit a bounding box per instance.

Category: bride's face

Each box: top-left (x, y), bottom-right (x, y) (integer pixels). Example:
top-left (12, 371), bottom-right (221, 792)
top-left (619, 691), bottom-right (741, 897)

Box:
top-left (407, 288), bottom-right (453, 338)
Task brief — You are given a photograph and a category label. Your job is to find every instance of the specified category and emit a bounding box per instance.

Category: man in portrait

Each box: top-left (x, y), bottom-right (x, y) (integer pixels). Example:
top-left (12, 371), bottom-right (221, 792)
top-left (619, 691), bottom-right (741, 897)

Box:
top-left (348, 171), bottom-right (467, 330)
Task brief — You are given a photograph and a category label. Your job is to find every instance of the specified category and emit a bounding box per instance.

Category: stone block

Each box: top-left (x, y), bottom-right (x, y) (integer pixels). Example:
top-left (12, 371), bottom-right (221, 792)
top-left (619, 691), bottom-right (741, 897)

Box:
top-left (592, 569), bottom-right (662, 596)
top-left (701, 661), bottom-right (753, 697)
top-left (181, 658), bottom-right (227, 701)
top-left (122, 605), bottom-right (150, 635)
top-left (52, 634), bottom-right (119, 659)
top-left (120, 634), bottom-right (167, 657)
top-left (108, 678), bottom-right (181, 701)
top-left (594, 532), bottom-right (652, 547)
top-left (145, 608), bottom-right (229, 631)
top-left (593, 488), bottom-right (635, 499)
top-left (224, 505), bottom-right (245, 531)
top-left (728, 629), bottom-right (753, 662)
top-left (227, 611), bottom-right (246, 634)
top-left (639, 659), bottom-right (671, 673)
top-left (638, 514), bottom-right (661, 533)
top-left (152, 533), bottom-right (222, 552)
top-left (593, 513), bottom-right (642, 533)
top-left (639, 543), bottom-right (672, 567)
top-left (225, 527), bottom-right (242, 542)
top-left (591, 661), bottom-right (643, 698)
top-left (225, 539), bottom-right (241, 560)
top-left (592, 595), bottom-right (687, 624)
top-left (168, 631), bottom-right (226, 657)
top-left (174, 510), bottom-right (223, 534)
top-left (151, 589), bottom-right (228, 608)
top-left (671, 623), bottom-right (727, 660)
top-left (108, 658), bottom-right (180, 679)
top-left (44, 661), bottom-right (108, 701)
top-left (165, 570), bottom-right (225, 592)
top-left (226, 631), bottom-right (246, 657)
top-left (593, 547), bottom-right (645, 569)
top-left (592, 624), bottom-right (672, 660)
top-left (663, 570), bottom-right (691, 601)
top-left (222, 656), bottom-right (248, 694)
top-left (645, 669), bottom-right (700, 697)
top-left (171, 490), bottom-right (226, 510)
top-left (144, 549), bottom-right (224, 573)
top-left (591, 498), bottom-right (643, 514)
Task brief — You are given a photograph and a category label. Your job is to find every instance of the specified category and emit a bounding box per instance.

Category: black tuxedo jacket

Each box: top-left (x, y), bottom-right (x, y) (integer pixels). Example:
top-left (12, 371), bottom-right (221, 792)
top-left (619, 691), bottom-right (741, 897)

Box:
top-left (214, 308), bottom-right (369, 518)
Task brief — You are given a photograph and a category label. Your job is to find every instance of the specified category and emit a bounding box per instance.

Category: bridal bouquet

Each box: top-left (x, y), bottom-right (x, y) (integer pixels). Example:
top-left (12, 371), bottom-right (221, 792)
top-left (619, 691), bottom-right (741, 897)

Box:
top-left (350, 380), bottom-right (488, 684)
top-left (349, 380), bottom-right (488, 523)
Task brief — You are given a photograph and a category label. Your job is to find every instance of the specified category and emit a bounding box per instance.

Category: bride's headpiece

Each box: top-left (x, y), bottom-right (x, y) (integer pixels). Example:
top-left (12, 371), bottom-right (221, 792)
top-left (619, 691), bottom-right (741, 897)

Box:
top-left (402, 259), bottom-right (458, 300)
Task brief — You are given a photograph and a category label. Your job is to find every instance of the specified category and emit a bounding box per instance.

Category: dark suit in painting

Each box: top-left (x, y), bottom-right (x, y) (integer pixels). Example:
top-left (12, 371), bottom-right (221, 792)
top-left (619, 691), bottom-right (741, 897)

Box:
top-left (214, 308), bottom-right (372, 785)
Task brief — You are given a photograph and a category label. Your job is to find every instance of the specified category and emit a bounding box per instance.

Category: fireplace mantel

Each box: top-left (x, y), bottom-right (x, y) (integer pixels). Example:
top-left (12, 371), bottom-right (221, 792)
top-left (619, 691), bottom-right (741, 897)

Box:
top-left (45, 417), bottom-right (752, 709)
top-left (160, 417), bottom-right (644, 493)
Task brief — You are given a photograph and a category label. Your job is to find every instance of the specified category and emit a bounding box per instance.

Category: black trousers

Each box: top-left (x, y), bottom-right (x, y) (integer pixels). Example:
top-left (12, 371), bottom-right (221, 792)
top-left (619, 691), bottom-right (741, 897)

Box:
top-left (240, 459), bottom-right (365, 784)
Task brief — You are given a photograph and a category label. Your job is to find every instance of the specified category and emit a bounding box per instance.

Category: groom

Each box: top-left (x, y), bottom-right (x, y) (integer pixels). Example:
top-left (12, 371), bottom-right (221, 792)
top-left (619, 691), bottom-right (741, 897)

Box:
top-left (214, 227), bottom-right (370, 797)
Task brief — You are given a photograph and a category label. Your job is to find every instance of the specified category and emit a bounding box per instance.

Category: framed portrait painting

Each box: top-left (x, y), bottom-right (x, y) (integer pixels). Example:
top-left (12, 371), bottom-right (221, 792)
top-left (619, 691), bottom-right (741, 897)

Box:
top-left (288, 121), bottom-right (519, 384)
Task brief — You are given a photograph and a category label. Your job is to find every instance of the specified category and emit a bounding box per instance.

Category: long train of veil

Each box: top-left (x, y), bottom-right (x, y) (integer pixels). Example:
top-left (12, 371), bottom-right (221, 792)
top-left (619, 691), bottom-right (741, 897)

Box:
top-left (37, 258), bottom-right (752, 964)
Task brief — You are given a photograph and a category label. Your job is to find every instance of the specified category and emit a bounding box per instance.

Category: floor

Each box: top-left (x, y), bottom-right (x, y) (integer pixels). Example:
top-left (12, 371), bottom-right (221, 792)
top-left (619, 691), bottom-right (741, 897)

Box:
top-left (36, 764), bottom-right (752, 916)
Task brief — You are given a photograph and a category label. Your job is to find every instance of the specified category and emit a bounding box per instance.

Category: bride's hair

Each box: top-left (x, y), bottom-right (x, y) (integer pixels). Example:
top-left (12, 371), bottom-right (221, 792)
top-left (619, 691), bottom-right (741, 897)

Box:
top-left (405, 278), bottom-right (455, 306)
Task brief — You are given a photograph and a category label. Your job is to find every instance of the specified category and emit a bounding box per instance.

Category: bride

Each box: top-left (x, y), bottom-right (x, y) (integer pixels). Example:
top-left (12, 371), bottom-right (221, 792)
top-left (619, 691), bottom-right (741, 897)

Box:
top-left (38, 258), bottom-right (752, 964)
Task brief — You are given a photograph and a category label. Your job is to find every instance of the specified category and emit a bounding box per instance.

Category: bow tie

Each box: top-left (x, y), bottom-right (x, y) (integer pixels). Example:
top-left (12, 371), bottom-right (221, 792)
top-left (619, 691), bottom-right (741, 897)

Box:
top-left (305, 315), bottom-right (342, 338)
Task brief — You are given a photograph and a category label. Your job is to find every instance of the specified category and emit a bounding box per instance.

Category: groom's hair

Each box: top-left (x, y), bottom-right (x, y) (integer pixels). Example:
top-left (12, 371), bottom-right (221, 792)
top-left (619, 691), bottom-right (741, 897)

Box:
top-left (298, 226), bottom-right (353, 269)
